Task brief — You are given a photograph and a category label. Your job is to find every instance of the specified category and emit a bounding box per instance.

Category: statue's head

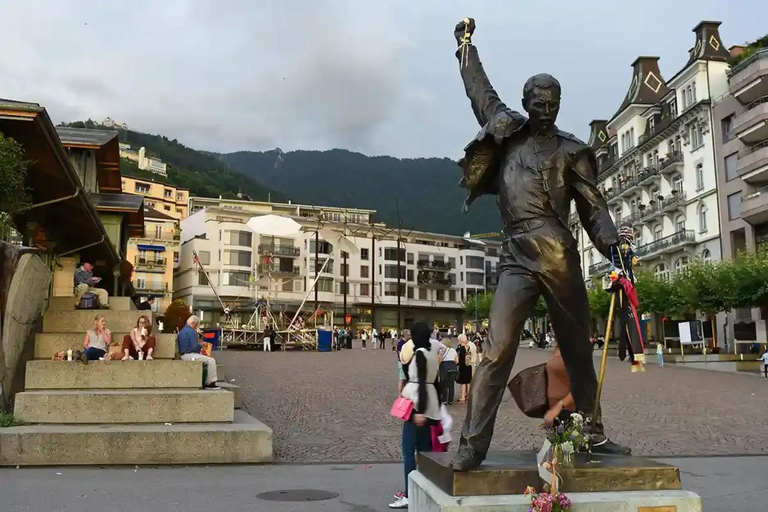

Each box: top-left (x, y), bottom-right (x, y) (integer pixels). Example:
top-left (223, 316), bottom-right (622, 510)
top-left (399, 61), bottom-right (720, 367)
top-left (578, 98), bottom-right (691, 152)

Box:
top-left (522, 74), bottom-right (561, 135)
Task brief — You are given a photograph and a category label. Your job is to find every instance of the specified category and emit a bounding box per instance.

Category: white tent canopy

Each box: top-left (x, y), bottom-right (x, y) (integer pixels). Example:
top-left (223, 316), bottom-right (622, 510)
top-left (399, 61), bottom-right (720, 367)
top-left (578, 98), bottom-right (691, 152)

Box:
top-left (246, 214), bottom-right (303, 238)
top-left (319, 227), bottom-right (359, 255)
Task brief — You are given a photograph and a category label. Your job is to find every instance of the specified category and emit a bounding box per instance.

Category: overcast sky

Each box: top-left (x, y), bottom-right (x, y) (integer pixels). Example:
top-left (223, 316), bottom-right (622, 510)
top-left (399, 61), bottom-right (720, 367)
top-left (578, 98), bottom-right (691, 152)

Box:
top-left (1, 1), bottom-right (766, 159)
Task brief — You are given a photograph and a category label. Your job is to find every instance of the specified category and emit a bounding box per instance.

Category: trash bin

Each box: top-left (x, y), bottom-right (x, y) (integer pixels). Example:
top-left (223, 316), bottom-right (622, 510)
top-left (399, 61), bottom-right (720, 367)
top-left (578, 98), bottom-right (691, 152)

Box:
top-left (318, 330), bottom-right (332, 352)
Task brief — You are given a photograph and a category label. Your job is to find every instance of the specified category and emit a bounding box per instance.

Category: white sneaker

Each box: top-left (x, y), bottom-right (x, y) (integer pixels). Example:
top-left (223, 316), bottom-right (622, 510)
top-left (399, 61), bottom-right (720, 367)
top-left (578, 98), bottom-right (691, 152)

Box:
top-left (388, 496), bottom-right (408, 509)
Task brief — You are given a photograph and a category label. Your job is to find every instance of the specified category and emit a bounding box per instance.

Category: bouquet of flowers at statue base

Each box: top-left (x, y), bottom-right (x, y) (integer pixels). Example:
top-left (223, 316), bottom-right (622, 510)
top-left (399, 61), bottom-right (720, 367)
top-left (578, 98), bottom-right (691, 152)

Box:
top-left (541, 412), bottom-right (589, 467)
top-left (524, 486), bottom-right (572, 512)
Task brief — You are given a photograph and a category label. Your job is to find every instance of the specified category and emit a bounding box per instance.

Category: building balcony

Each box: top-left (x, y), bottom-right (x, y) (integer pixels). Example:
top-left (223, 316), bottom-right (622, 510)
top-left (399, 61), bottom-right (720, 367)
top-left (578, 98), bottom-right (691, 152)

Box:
top-left (310, 259), bottom-right (335, 275)
top-left (737, 140), bottom-right (768, 184)
top-left (741, 186), bottom-right (768, 226)
top-left (417, 275), bottom-right (452, 288)
top-left (135, 282), bottom-right (168, 293)
top-left (729, 48), bottom-right (768, 105)
top-left (637, 165), bottom-right (662, 187)
top-left (257, 244), bottom-right (300, 257)
top-left (134, 256), bottom-right (167, 269)
top-left (416, 260), bottom-right (452, 271)
top-left (639, 202), bottom-right (663, 223)
top-left (257, 263), bottom-right (301, 276)
top-left (635, 230), bottom-right (695, 259)
top-left (588, 260), bottom-right (612, 276)
top-left (621, 211), bottom-right (644, 227)
top-left (660, 191), bottom-right (687, 213)
top-left (569, 211), bottom-right (579, 226)
top-left (732, 96), bottom-right (768, 144)
top-left (659, 152), bottom-right (684, 175)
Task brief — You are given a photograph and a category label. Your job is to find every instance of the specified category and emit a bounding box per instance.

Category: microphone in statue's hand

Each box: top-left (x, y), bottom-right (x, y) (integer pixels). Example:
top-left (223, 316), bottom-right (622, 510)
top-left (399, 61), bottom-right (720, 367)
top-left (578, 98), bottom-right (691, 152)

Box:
top-left (454, 17), bottom-right (476, 46)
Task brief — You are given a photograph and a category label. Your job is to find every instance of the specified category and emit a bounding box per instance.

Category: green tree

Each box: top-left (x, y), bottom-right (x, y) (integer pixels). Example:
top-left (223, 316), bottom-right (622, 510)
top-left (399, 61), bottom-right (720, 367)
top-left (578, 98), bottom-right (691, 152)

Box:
top-left (463, 292), bottom-right (493, 321)
top-left (163, 299), bottom-right (191, 333)
top-left (587, 278), bottom-right (612, 319)
top-left (678, 261), bottom-right (738, 347)
top-left (531, 296), bottom-right (548, 319)
top-left (0, 132), bottom-right (30, 240)
top-left (635, 269), bottom-right (675, 318)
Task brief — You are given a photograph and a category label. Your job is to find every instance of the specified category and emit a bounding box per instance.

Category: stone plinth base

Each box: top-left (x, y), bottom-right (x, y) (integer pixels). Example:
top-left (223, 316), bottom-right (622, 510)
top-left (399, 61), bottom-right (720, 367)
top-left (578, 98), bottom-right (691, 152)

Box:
top-left (409, 471), bottom-right (702, 512)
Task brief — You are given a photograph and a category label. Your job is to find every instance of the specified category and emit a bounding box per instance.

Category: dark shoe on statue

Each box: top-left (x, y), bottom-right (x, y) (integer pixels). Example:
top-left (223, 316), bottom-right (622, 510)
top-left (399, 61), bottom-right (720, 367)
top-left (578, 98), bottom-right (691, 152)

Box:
top-left (449, 446), bottom-right (484, 471)
top-left (590, 436), bottom-right (632, 455)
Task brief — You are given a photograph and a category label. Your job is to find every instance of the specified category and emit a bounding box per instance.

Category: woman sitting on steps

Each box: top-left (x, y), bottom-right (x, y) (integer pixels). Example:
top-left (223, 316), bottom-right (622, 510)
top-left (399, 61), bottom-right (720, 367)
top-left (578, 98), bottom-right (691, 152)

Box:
top-left (81, 314), bottom-right (113, 362)
top-left (121, 315), bottom-right (156, 360)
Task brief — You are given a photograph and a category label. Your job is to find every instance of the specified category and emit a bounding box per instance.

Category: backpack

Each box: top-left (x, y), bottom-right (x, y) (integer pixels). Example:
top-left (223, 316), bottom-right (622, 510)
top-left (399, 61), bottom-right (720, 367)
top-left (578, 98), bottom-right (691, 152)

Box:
top-left (77, 292), bottom-right (100, 310)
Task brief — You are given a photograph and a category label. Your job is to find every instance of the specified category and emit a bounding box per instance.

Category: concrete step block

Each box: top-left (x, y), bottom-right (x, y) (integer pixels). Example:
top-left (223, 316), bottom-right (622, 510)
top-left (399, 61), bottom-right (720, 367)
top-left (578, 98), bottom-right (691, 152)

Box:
top-left (34, 333), bottom-right (177, 360)
top-left (25, 360), bottom-right (202, 390)
top-left (14, 389), bottom-right (233, 424)
top-left (0, 410), bottom-right (273, 466)
top-left (49, 296), bottom-right (136, 311)
top-left (43, 310), bottom-right (154, 333)
top-left (216, 381), bottom-right (242, 409)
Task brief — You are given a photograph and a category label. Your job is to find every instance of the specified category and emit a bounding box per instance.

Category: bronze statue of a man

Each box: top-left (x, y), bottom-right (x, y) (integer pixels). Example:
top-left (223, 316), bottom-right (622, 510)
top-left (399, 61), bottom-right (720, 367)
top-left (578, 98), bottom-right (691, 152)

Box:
top-left (451, 18), bottom-right (630, 471)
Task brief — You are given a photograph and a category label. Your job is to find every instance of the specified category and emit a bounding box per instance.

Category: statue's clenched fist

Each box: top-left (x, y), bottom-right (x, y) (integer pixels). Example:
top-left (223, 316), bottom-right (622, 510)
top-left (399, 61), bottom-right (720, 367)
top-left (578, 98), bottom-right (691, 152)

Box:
top-left (454, 18), bottom-right (476, 46)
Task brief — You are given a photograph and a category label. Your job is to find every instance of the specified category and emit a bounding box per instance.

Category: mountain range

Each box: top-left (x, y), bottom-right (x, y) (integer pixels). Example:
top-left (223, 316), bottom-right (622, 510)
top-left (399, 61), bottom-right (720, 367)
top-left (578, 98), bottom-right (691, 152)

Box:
top-left (66, 121), bottom-right (501, 235)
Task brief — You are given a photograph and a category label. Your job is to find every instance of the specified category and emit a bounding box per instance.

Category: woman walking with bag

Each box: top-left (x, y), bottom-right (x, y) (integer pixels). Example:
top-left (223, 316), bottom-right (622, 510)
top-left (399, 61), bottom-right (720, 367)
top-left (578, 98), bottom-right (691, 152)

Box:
top-left (389, 322), bottom-right (440, 509)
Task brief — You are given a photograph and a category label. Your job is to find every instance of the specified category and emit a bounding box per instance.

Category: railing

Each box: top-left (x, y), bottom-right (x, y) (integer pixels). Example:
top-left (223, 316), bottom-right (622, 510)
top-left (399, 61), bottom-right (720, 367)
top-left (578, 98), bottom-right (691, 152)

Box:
top-left (416, 260), bottom-right (452, 270)
top-left (637, 115), bottom-right (675, 147)
top-left (661, 191), bottom-right (687, 211)
top-left (621, 211), bottom-right (644, 226)
top-left (639, 202), bottom-right (663, 221)
top-left (135, 257), bottom-right (167, 268)
top-left (659, 152), bottom-right (683, 172)
top-left (258, 244), bottom-right (300, 257)
top-left (135, 282), bottom-right (168, 292)
top-left (588, 261), bottom-right (612, 276)
top-left (637, 165), bottom-right (661, 185)
top-left (417, 275), bottom-right (452, 288)
top-left (729, 48), bottom-right (768, 78)
top-left (739, 139), bottom-right (768, 159)
top-left (735, 95), bottom-right (768, 116)
top-left (257, 263), bottom-right (301, 275)
top-left (635, 230), bottom-right (695, 258)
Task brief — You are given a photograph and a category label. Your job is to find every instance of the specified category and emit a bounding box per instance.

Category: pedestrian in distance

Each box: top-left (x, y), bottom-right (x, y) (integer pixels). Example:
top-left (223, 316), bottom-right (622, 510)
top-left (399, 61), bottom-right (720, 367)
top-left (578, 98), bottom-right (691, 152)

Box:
top-left (758, 347), bottom-right (768, 379)
top-left (656, 341), bottom-right (665, 367)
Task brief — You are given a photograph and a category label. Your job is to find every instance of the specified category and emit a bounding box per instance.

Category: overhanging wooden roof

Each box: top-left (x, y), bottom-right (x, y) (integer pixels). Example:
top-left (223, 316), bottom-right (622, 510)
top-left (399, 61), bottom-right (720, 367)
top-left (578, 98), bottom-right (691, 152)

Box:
top-left (0, 99), bottom-right (120, 267)
top-left (56, 127), bottom-right (122, 193)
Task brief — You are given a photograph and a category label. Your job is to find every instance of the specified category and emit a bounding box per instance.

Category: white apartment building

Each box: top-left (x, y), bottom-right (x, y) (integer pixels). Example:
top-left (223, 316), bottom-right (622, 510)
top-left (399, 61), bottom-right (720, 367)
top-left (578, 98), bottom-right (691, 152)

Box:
top-left (174, 197), bottom-right (501, 332)
top-left (575, 21), bottom-right (732, 339)
top-left (119, 144), bottom-right (167, 176)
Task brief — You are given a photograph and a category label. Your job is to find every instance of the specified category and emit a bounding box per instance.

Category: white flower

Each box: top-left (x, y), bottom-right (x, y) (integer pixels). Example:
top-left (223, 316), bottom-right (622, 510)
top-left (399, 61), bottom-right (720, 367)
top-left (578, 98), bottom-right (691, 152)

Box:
top-left (560, 441), bottom-right (574, 454)
top-left (570, 413), bottom-right (584, 425)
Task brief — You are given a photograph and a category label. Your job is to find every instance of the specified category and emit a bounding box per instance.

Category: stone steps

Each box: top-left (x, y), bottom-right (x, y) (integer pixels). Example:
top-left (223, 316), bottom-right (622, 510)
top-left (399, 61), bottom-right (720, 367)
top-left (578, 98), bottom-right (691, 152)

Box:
top-left (49, 296), bottom-right (136, 311)
top-left (34, 333), bottom-right (177, 359)
top-left (217, 381), bottom-right (242, 409)
top-left (0, 410), bottom-right (273, 466)
top-left (14, 389), bottom-right (233, 424)
top-left (43, 310), bottom-right (154, 333)
top-left (25, 360), bottom-right (202, 390)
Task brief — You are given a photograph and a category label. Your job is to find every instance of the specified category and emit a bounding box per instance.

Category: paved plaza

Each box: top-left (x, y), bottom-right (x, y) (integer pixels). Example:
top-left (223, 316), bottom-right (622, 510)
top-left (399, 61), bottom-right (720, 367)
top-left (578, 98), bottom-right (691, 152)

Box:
top-left (217, 344), bottom-right (768, 463)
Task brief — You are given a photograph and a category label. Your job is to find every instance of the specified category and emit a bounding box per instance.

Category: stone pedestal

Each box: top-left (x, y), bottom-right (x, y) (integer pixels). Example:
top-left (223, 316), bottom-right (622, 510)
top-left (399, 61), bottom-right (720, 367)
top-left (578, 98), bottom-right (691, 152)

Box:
top-left (411, 451), bottom-right (702, 512)
top-left (410, 471), bottom-right (703, 512)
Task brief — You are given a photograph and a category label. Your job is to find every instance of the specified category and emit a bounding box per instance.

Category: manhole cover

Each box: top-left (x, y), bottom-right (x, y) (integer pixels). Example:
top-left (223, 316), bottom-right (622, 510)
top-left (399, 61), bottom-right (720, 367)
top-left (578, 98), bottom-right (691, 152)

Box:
top-left (256, 489), bottom-right (339, 502)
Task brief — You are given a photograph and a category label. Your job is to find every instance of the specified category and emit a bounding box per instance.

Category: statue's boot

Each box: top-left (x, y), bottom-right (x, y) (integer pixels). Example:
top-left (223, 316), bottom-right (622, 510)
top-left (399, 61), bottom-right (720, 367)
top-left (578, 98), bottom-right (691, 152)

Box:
top-left (449, 446), bottom-right (484, 472)
top-left (588, 435), bottom-right (632, 455)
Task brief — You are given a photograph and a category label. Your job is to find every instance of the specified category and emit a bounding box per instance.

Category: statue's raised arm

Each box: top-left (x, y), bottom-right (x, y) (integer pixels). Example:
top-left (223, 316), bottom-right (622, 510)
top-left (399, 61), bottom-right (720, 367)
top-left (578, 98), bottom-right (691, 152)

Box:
top-left (454, 18), bottom-right (508, 127)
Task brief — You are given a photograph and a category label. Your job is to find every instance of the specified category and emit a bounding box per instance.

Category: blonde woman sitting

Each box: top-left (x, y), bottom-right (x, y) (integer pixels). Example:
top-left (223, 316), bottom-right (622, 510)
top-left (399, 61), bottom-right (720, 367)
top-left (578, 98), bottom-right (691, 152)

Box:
top-left (82, 314), bottom-right (112, 362)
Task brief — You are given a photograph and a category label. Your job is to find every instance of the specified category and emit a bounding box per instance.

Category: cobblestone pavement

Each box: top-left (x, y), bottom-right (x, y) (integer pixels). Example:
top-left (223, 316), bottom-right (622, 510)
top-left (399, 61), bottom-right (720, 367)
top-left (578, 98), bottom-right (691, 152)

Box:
top-left (217, 345), bottom-right (768, 463)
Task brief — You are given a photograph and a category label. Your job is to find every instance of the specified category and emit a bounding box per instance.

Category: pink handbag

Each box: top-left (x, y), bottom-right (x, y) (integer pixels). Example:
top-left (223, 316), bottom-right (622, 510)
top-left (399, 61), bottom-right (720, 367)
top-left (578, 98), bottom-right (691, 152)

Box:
top-left (390, 396), bottom-right (414, 420)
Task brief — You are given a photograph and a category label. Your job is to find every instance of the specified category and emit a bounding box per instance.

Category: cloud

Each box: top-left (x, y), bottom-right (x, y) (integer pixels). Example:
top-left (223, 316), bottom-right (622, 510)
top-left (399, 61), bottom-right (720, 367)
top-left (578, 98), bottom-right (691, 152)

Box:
top-left (1, 0), bottom-right (767, 158)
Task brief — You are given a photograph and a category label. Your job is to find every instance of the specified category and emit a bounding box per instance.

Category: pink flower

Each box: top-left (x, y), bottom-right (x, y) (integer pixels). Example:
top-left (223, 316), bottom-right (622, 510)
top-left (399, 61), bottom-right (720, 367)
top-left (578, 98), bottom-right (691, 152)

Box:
top-left (533, 494), bottom-right (553, 512)
top-left (555, 493), bottom-right (572, 509)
